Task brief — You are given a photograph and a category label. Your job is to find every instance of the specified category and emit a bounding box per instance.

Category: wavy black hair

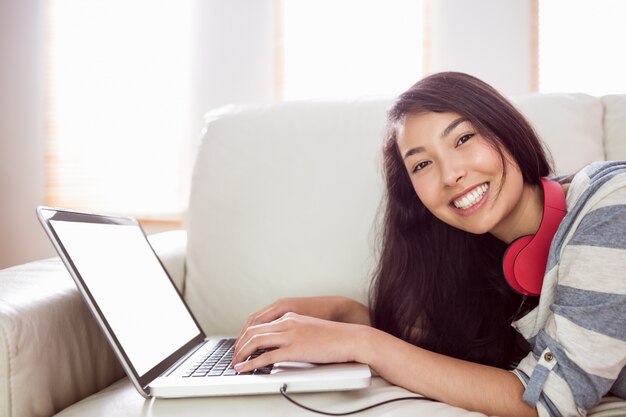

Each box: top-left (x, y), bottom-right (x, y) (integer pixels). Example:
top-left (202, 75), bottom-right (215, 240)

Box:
top-left (369, 72), bottom-right (552, 368)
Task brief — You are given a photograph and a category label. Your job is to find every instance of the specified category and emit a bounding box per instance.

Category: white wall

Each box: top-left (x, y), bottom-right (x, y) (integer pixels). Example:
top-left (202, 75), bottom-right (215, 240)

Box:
top-left (191, 0), bottom-right (275, 139)
top-left (429, 0), bottom-right (533, 95)
top-left (186, 0), bottom-right (276, 209)
top-left (0, 0), bottom-right (54, 268)
top-left (0, 0), bottom-right (535, 269)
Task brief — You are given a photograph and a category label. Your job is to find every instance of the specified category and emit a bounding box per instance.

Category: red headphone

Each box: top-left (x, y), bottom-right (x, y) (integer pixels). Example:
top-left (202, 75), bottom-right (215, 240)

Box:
top-left (502, 178), bottom-right (567, 296)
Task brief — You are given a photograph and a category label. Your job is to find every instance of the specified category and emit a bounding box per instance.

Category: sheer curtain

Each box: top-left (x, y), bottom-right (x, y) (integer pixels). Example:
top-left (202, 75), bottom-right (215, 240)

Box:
top-left (539, 0), bottom-right (626, 95)
top-left (46, 0), bottom-right (193, 222)
top-left (46, 0), bottom-right (425, 223)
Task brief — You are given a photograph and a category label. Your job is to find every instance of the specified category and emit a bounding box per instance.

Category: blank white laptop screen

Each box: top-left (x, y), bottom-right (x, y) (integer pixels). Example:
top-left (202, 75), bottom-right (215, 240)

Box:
top-left (49, 219), bottom-right (200, 376)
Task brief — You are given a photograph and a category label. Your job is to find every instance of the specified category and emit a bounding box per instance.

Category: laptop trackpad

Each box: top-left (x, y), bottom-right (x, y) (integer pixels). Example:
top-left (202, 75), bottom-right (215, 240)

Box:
top-left (272, 361), bottom-right (316, 372)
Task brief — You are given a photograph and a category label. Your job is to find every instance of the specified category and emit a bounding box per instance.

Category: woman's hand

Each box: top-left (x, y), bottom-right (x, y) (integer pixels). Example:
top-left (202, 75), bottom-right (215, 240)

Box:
top-left (232, 312), bottom-right (368, 373)
top-left (235, 296), bottom-right (369, 349)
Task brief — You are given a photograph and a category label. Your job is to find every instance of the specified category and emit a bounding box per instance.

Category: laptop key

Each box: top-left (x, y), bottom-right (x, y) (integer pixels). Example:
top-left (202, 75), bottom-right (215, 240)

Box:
top-left (207, 370), bottom-right (224, 376)
top-left (253, 366), bottom-right (273, 375)
top-left (180, 338), bottom-right (254, 378)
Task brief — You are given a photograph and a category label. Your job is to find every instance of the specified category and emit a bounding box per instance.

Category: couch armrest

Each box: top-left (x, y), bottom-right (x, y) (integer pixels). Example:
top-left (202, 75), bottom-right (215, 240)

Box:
top-left (147, 230), bottom-right (187, 293)
top-left (0, 230), bottom-right (187, 417)
top-left (0, 258), bottom-right (124, 417)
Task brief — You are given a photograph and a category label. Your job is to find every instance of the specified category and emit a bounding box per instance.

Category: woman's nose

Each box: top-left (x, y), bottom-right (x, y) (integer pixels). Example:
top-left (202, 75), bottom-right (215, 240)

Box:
top-left (440, 159), bottom-right (466, 187)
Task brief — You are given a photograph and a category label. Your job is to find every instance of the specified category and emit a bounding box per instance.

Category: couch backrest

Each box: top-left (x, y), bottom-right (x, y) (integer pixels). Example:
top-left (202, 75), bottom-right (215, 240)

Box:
top-left (602, 95), bottom-right (626, 161)
top-left (185, 100), bottom-right (389, 333)
top-left (184, 93), bottom-right (626, 334)
top-left (511, 93), bottom-right (605, 174)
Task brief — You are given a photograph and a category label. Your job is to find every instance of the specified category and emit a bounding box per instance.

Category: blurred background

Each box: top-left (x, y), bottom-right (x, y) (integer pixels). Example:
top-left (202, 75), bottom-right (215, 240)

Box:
top-left (1, 0), bottom-right (625, 269)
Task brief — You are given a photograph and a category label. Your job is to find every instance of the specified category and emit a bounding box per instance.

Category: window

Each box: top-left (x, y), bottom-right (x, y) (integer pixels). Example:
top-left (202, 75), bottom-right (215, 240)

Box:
top-left (47, 0), bottom-right (426, 222)
top-left (279, 0), bottom-right (424, 100)
top-left (538, 0), bottom-right (626, 95)
top-left (47, 0), bottom-right (193, 221)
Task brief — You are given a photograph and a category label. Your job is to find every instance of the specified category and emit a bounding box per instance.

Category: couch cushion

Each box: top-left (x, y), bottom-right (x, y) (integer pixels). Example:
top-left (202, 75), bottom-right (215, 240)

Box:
top-left (602, 95), bottom-right (626, 161)
top-left (53, 376), bottom-right (491, 417)
top-left (185, 93), bottom-right (610, 335)
top-left (53, 376), bottom-right (626, 417)
top-left (511, 93), bottom-right (605, 175)
top-left (185, 99), bottom-right (391, 334)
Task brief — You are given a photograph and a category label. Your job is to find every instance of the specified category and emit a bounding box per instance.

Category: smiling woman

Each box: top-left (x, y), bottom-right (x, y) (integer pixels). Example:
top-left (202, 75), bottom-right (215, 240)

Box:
top-left (374, 73), bottom-right (551, 370)
top-left (231, 72), bottom-right (626, 417)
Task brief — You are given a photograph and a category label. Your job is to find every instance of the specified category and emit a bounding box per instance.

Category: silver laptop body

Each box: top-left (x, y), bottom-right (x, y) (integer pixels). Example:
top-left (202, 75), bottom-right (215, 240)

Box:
top-left (37, 206), bottom-right (371, 398)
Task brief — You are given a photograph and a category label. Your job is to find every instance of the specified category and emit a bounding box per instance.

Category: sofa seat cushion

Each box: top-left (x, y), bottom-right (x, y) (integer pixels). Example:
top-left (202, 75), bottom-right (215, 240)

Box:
top-left (53, 376), bottom-right (626, 417)
top-left (53, 377), bottom-right (490, 417)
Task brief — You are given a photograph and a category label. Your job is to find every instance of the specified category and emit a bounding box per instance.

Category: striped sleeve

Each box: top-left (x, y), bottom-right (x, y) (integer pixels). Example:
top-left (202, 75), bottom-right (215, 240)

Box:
top-left (514, 185), bottom-right (626, 417)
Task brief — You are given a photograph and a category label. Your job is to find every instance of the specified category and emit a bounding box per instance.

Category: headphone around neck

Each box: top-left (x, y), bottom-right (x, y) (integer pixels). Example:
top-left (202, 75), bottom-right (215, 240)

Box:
top-left (502, 178), bottom-right (567, 296)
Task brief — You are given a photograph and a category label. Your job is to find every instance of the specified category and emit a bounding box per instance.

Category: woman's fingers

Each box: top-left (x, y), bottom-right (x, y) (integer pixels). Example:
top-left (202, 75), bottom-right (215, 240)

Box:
top-left (235, 306), bottom-right (278, 349)
top-left (235, 301), bottom-right (293, 350)
top-left (232, 315), bottom-right (303, 371)
top-left (233, 347), bottom-right (282, 373)
top-left (233, 316), bottom-right (292, 365)
top-left (233, 313), bottom-right (356, 371)
top-left (234, 296), bottom-right (348, 353)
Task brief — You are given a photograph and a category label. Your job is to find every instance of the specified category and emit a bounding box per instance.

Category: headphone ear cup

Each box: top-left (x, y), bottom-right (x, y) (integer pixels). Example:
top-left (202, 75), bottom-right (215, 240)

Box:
top-left (501, 179), bottom-right (567, 297)
top-left (503, 235), bottom-right (534, 295)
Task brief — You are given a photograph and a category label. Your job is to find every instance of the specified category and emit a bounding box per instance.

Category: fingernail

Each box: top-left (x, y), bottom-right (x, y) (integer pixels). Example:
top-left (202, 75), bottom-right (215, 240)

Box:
top-left (234, 362), bottom-right (244, 371)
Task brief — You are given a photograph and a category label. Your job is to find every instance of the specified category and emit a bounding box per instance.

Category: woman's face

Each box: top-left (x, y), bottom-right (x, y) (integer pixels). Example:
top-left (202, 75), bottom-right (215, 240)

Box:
top-left (396, 111), bottom-right (532, 240)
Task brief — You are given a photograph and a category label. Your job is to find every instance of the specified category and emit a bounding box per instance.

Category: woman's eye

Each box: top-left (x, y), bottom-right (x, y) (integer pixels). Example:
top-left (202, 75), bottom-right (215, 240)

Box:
top-left (457, 133), bottom-right (474, 146)
top-left (412, 161), bottom-right (431, 173)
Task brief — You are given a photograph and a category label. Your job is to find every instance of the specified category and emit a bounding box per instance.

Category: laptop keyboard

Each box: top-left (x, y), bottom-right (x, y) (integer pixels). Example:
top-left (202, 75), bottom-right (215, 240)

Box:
top-left (183, 338), bottom-right (273, 377)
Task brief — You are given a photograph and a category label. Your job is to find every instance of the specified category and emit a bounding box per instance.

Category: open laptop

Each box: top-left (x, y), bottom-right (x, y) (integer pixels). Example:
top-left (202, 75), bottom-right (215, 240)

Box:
top-left (37, 206), bottom-right (371, 398)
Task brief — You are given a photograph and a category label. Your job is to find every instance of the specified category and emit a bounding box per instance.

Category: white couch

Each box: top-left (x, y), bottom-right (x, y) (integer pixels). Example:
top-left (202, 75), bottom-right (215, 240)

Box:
top-left (2, 93), bottom-right (626, 417)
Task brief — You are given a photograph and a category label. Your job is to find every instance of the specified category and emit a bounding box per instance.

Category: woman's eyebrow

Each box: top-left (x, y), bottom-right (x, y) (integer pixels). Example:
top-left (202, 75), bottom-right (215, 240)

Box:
top-left (403, 145), bottom-right (425, 160)
top-left (441, 117), bottom-right (469, 138)
top-left (402, 117), bottom-right (470, 160)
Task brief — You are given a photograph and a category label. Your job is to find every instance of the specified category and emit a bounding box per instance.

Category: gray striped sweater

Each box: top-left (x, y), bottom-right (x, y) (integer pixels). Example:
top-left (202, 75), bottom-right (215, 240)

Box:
top-left (511, 161), bottom-right (626, 417)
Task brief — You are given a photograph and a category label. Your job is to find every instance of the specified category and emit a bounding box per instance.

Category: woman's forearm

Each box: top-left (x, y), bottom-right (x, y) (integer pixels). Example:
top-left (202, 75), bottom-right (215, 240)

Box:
top-left (333, 296), bottom-right (371, 326)
top-left (355, 326), bottom-right (538, 417)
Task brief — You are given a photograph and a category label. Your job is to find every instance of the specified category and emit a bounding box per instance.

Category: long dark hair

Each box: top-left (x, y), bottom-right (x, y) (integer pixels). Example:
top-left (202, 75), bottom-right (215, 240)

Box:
top-left (369, 72), bottom-right (552, 369)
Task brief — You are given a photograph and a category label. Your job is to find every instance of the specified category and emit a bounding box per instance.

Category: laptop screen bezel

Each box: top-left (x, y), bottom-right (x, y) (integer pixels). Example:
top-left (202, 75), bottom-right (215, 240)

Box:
top-left (37, 206), bottom-right (207, 397)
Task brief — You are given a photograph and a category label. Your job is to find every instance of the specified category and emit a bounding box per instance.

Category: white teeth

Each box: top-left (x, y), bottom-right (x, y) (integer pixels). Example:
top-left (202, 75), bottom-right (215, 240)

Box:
top-left (453, 183), bottom-right (489, 210)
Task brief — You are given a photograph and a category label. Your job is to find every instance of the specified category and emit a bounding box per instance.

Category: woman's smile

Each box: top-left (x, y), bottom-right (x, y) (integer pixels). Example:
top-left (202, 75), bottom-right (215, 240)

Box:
top-left (450, 182), bottom-right (490, 211)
